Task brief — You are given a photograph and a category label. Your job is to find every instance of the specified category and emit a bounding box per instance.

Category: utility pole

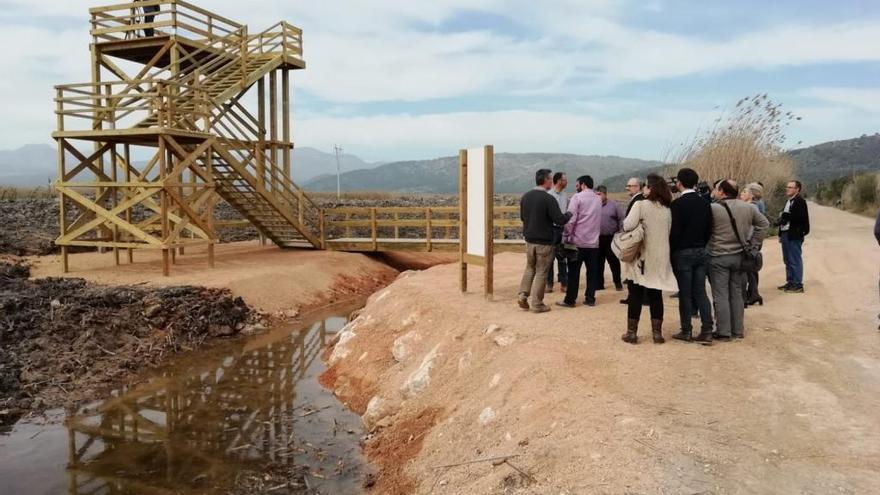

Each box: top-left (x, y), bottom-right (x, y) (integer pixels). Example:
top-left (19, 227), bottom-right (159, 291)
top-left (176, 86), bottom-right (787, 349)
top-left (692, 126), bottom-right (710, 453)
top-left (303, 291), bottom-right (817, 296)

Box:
top-left (334, 145), bottom-right (343, 200)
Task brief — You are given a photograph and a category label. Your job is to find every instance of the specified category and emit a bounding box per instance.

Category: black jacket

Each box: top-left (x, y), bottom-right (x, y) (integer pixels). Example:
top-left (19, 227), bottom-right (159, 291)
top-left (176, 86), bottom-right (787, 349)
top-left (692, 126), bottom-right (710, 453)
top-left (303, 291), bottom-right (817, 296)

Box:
top-left (625, 192), bottom-right (644, 217)
top-left (780, 195), bottom-right (810, 241)
top-left (670, 192), bottom-right (713, 252)
top-left (520, 189), bottom-right (571, 244)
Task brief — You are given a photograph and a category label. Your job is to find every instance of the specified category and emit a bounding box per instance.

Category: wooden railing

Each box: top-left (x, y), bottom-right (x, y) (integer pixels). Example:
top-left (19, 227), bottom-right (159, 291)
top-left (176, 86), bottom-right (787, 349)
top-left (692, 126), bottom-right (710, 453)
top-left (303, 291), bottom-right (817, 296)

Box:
top-left (321, 205), bottom-right (522, 249)
top-left (89, 0), bottom-right (243, 44)
top-left (55, 79), bottom-right (211, 132)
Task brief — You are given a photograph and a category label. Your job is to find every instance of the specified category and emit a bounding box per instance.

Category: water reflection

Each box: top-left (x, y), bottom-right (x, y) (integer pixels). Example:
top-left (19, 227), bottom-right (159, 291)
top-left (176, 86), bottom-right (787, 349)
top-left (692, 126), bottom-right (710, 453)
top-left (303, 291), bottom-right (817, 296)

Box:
top-left (62, 308), bottom-right (364, 495)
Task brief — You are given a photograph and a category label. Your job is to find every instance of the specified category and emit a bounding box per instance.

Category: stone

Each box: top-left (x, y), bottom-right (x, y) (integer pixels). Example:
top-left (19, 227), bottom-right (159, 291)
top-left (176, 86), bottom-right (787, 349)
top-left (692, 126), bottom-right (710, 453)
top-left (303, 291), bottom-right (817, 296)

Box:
top-left (143, 303), bottom-right (163, 319)
top-left (401, 344), bottom-right (441, 397)
top-left (458, 350), bottom-right (473, 372)
top-left (489, 373), bottom-right (501, 388)
top-left (493, 333), bottom-right (516, 347)
top-left (329, 319), bottom-right (361, 364)
top-left (484, 324), bottom-right (502, 335)
top-left (283, 308), bottom-right (300, 319)
top-left (479, 406), bottom-right (496, 425)
top-left (392, 331), bottom-right (421, 363)
top-left (363, 396), bottom-right (393, 430)
top-left (209, 324), bottom-right (235, 337)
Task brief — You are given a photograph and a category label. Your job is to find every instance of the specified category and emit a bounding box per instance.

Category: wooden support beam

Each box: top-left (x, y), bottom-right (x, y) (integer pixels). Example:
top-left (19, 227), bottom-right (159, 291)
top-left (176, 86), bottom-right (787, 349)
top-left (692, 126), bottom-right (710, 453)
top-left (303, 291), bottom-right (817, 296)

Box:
top-left (282, 69), bottom-right (290, 179)
top-left (269, 70), bottom-right (278, 193)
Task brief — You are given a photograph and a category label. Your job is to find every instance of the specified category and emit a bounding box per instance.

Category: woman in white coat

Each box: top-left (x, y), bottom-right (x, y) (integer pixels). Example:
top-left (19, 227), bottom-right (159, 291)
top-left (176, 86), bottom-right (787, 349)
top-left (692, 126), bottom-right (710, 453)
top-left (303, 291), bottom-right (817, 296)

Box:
top-left (621, 174), bottom-right (679, 344)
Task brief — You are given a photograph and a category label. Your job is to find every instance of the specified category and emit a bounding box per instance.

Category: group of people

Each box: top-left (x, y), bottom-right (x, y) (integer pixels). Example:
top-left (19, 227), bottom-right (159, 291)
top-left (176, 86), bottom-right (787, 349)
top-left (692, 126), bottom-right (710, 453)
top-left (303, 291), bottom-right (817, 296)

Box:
top-left (517, 167), bottom-right (810, 345)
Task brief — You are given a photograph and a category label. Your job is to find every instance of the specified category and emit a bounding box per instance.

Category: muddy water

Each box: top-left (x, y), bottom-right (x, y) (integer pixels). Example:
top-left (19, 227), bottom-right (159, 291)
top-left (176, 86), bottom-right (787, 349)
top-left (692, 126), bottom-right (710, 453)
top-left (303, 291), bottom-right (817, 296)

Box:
top-left (0, 302), bottom-right (369, 495)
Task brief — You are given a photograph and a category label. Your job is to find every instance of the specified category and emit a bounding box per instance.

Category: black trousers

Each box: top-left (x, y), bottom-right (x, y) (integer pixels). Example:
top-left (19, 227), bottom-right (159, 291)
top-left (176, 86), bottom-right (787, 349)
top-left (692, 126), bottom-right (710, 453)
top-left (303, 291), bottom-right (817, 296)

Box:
top-left (564, 247), bottom-right (600, 304)
top-left (598, 234), bottom-right (622, 288)
top-left (627, 282), bottom-right (663, 321)
top-left (143, 5), bottom-right (159, 37)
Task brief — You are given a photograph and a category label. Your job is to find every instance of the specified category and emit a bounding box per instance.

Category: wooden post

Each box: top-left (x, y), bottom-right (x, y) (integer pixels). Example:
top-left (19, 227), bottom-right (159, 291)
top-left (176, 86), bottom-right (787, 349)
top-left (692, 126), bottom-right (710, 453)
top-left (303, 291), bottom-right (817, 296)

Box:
top-left (484, 145), bottom-right (494, 301)
top-left (257, 77), bottom-right (266, 190)
top-left (125, 144), bottom-right (134, 264)
top-left (319, 210), bottom-right (326, 249)
top-left (159, 137), bottom-right (170, 277)
top-left (459, 149), bottom-right (467, 292)
top-left (371, 208), bottom-right (377, 251)
top-left (269, 70), bottom-right (278, 193)
top-left (111, 144), bottom-right (120, 265)
top-left (282, 69), bottom-right (291, 179)
top-left (426, 208), bottom-right (433, 252)
top-left (58, 137), bottom-right (69, 273)
top-left (394, 212), bottom-right (399, 239)
top-left (207, 143), bottom-right (215, 269)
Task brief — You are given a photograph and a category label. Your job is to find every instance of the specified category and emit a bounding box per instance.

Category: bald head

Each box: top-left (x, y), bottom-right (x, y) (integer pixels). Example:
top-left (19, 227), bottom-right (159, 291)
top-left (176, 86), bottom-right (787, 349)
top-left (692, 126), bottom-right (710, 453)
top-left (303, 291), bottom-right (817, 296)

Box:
top-left (625, 177), bottom-right (642, 197)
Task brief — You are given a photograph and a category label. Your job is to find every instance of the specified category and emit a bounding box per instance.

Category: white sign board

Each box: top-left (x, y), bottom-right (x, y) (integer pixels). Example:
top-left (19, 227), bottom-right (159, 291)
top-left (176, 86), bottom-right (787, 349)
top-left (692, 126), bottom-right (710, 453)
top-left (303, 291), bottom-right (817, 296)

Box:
top-left (466, 147), bottom-right (486, 257)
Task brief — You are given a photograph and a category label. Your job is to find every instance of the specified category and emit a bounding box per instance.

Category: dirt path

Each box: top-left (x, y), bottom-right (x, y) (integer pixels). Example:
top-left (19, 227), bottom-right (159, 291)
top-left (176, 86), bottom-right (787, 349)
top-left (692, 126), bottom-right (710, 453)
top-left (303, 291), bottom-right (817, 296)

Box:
top-left (324, 202), bottom-right (880, 494)
top-left (28, 241), bottom-right (400, 313)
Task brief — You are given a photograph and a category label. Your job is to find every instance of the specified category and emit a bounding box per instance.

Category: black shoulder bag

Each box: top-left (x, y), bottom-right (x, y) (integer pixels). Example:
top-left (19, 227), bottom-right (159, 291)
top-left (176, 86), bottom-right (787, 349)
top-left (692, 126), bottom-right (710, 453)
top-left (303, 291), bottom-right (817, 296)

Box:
top-left (720, 202), bottom-right (759, 272)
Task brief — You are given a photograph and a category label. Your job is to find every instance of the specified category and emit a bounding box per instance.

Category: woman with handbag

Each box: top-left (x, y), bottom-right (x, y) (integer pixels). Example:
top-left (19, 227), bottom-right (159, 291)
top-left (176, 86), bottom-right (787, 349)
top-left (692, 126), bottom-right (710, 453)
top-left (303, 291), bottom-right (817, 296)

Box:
top-left (620, 174), bottom-right (678, 344)
top-left (708, 180), bottom-right (770, 341)
top-left (740, 183), bottom-right (767, 307)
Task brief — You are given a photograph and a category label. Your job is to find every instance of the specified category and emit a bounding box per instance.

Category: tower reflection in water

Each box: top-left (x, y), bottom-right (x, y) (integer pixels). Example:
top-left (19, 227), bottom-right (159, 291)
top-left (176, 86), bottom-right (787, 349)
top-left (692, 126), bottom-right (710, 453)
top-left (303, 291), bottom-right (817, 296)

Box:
top-left (64, 311), bottom-right (359, 494)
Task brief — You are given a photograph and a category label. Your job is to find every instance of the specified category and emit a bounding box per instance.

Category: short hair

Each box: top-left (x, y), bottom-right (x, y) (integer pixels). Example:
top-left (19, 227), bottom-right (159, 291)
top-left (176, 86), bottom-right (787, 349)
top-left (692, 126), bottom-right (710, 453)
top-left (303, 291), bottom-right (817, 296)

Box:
top-left (535, 168), bottom-right (552, 186)
top-left (745, 182), bottom-right (764, 200)
top-left (553, 172), bottom-right (566, 184)
top-left (596, 185), bottom-right (608, 194)
top-left (676, 168), bottom-right (699, 189)
top-left (718, 179), bottom-right (738, 198)
top-left (645, 174), bottom-right (672, 206)
top-left (789, 180), bottom-right (803, 192)
top-left (576, 175), bottom-right (594, 189)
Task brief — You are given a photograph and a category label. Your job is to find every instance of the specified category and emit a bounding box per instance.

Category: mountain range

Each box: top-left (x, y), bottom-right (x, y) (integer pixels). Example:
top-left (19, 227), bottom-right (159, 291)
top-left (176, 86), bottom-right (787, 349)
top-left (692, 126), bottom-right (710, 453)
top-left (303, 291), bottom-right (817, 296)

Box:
top-left (0, 145), bottom-right (379, 187)
top-left (2, 134), bottom-right (878, 192)
top-left (303, 153), bottom-right (663, 194)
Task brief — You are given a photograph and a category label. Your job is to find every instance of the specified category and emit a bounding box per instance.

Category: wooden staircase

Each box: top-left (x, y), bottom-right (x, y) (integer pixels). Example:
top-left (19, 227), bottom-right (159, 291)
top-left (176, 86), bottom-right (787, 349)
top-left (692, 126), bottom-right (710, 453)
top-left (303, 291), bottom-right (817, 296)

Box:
top-left (135, 30), bottom-right (322, 249)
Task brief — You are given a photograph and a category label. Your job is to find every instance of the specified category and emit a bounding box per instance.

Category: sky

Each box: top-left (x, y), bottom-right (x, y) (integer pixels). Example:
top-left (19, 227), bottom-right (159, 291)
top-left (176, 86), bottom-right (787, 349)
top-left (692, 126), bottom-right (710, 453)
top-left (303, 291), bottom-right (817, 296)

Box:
top-left (1, 0), bottom-right (879, 163)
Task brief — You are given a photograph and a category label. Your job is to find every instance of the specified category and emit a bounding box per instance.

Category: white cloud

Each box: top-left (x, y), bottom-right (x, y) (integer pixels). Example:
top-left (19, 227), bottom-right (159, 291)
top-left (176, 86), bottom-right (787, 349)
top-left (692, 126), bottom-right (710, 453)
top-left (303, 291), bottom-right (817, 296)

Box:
top-left (0, 0), bottom-right (878, 158)
top-left (295, 108), bottom-right (710, 162)
top-left (799, 87), bottom-right (880, 113)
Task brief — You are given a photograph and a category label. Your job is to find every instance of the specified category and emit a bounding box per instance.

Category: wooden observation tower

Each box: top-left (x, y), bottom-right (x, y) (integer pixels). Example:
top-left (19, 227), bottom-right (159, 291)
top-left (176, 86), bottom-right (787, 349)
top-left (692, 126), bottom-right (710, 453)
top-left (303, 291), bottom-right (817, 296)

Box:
top-left (54, 1), bottom-right (320, 275)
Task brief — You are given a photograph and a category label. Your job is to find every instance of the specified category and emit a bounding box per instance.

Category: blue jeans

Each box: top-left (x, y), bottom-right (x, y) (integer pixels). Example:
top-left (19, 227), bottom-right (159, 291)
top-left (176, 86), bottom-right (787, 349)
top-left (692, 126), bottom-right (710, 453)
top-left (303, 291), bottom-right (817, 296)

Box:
top-left (672, 248), bottom-right (713, 334)
top-left (780, 232), bottom-right (803, 286)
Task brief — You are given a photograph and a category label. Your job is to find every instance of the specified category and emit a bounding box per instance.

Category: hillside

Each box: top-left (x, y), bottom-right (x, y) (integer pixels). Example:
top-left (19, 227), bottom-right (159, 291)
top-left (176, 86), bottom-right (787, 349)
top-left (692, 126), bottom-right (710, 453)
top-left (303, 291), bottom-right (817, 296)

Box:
top-left (0, 144), bottom-right (376, 187)
top-left (788, 133), bottom-right (880, 183)
top-left (303, 153), bottom-right (662, 193)
top-left (601, 133), bottom-right (880, 190)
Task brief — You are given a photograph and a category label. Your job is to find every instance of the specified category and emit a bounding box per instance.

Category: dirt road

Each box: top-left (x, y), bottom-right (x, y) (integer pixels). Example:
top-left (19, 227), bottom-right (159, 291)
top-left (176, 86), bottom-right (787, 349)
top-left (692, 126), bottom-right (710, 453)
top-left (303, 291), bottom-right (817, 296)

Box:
top-left (325, 202), bottom-right (880, 494)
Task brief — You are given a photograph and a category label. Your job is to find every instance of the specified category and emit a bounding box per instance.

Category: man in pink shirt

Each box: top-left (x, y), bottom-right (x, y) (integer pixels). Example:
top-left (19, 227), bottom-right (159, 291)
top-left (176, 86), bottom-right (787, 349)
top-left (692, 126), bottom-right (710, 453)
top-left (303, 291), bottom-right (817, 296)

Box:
top-left (557, 175), bottom-right (603, 307)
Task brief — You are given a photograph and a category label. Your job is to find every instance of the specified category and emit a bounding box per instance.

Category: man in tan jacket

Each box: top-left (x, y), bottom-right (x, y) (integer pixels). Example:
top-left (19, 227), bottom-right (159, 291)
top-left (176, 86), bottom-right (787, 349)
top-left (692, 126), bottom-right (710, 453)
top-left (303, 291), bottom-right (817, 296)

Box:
top-left (707, 180), bottom-right (769, 341)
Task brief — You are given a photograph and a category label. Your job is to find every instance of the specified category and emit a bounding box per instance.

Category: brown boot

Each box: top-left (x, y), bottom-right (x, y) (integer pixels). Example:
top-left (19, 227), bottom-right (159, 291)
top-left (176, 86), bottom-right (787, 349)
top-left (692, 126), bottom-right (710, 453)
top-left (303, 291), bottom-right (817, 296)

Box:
top-left (651, 319), bottom-right (665, 344)
top-left (621, 319), bottom-right (638, 344)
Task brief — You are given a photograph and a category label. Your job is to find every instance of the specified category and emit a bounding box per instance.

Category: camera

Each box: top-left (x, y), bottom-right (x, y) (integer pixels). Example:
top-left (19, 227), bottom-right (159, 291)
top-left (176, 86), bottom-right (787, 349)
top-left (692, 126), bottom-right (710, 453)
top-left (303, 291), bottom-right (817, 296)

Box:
top-left (696, 181), bottom-right (711, 201)
top-left (667, 176), bottom-right (678, 189)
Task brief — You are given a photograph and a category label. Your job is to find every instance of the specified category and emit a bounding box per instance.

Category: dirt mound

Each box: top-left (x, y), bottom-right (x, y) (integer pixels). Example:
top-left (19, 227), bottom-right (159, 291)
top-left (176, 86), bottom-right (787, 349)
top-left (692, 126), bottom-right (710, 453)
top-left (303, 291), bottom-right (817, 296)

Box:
top-left (0, 258), bottom-right (251, 430)
top-left (321, 203), bottom-right (880, 494)
top-left (0, 199), bottom-right (59, 255)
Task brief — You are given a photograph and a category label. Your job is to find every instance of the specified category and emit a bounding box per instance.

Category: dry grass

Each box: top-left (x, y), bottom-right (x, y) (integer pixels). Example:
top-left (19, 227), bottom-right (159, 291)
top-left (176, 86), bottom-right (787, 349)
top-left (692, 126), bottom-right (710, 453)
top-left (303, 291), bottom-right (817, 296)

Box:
top-left (666, 94), bottom-right (798, 198)
top-left (0, 186), bottom-right (55, 200)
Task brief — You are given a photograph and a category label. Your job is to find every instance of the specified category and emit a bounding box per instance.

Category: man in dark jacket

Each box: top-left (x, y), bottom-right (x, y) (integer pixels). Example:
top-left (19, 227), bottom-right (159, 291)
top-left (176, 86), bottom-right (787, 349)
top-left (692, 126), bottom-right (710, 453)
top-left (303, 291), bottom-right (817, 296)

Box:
top-left (518, 169), bottom-right (572, 313)
top-left (778, 180), bottom-right (810, 293)
top-left (669, 168), bottom-right (714, 342)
